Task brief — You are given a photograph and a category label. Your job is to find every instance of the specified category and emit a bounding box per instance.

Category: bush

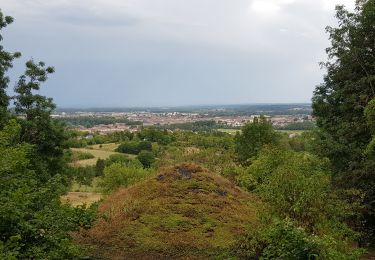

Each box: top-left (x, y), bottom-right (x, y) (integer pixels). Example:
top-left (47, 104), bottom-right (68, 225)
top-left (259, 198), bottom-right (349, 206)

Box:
top-left (137, 127), bottom-right (174, 145)
top-left (72, 166), bottom-right (96, 186)
top-left (116, 141), bottom-right (139, 154)
top-left (235, 216), bottom-right (364, 259)
top-left (95, 159), bottom-right (105, 176)
top-left (99, 163), bottom-right (154, 193)
top-left (235, 217), bottom-right (320, 259)
top-left (235, 117), bottom-right (280, 164)
top-left (71, 150), bottom-right (95, 161)
top-left (138, 141), bottom-right (152, 151)
top-left (234, 146), bottom-right (364, 259)
top-left (105, 154), bottom-right (132, 166)
top-left (116, 141), bottom-right (152, 155)
top-left (137, 150), bottom-right (155, 168)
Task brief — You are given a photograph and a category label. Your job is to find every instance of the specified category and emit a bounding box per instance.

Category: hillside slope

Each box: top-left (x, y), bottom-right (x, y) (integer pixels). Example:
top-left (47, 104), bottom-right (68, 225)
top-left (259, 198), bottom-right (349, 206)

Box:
top-left (75, 164), bottom-right (260, 259)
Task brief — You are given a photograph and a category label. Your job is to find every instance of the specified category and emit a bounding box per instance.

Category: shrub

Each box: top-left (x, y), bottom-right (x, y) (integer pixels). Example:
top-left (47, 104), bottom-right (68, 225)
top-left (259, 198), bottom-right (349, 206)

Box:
top-left (99, 163), bottom-right (154, 193)
top-left (71, 150), bottom-right (95, 161)
top-left (235, 117), bottom-right (280, 164)
top-left (116, 141), bottom-right (139, 154)
top-left (235, 216), bottom-right (364, 259)
top-left (72, 166), bottom-right (96, 186)
top-left (95, 159), bottom-right (105, 176)
top-left (137, 150), bottom-right (155, 168)
top-left (235, 146), bottom-right (364, 259)
top-left (105, 154), bottom-right (132, 166)
top-left (138, 141), bottom-right (152, 151)
top-left (116, 141), bottom-right (152, 155)
top-left (235, 217), bottom-right (320, 259)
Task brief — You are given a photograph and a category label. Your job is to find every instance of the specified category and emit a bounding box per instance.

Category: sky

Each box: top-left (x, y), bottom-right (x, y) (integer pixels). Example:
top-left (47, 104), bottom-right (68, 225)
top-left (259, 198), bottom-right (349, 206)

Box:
top-left (1, 0), bottom-right (355, 108)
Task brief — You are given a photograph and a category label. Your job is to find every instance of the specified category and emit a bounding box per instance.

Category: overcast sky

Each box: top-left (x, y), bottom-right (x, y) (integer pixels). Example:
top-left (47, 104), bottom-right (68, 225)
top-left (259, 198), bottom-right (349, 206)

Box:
top-left (1, 0), bottom-right (355, 108)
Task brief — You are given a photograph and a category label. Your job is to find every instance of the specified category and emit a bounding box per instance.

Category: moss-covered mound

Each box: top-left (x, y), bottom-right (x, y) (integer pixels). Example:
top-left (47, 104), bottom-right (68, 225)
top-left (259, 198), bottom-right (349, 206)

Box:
top-left (75, 164), bottom-right (260, 259)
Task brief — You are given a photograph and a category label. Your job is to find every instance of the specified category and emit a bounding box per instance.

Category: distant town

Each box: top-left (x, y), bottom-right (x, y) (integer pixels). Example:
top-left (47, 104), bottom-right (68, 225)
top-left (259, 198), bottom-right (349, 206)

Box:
top-left (53, 104), bottom-right (314, 134)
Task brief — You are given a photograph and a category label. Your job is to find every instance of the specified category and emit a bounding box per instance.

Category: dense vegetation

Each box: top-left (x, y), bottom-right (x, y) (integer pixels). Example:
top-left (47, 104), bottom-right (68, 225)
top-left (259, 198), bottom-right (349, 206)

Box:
top-left (312, 0), bottom-right (375, 245)
top-left (274, 120), bottom-right (316, 130)
top-left (58, 116), bottom-right (142, 128)
top-left (0, 11), bottom-right (96, 258)
top-left (157, 120), bottom-right (237, 132)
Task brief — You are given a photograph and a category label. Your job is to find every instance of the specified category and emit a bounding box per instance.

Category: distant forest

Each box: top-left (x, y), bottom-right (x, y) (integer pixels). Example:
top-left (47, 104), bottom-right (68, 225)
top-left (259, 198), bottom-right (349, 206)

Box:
top-left (58, 116), bottom-right (142, 128)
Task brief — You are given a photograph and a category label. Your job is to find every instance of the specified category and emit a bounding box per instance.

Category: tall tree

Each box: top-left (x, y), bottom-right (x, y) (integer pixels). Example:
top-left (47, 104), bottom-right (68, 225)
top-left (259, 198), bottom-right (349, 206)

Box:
top-left (13, 60), bottom-right (67, 177)
top-left (0, 11), bottom-right (20, 128)
top-left (312, 0), bottom-right (375, 243)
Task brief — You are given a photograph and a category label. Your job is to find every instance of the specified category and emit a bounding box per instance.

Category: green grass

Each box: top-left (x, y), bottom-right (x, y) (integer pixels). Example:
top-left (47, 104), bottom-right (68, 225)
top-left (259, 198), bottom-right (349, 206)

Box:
top-left (74, 164), bottom-right (260, 259)
top-left (71, 147), bottom-right (126, 166)
top-left (89, 143), bottom-right (119, 152)
top-left (276, 130), bottom-right (307, 135)
top-left (217, 128), bottom-right (240, 134)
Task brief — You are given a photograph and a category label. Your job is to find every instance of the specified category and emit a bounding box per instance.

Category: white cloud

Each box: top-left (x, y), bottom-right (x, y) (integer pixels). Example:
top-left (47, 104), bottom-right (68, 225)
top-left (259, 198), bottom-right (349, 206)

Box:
top-left (250, 1), bottom-right (281, 15)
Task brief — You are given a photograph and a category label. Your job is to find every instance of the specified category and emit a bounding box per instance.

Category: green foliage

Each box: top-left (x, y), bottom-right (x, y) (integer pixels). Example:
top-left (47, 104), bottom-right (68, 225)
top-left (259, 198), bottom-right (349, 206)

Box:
top-left (137, 127), bottom-right (175, 145)
top-left (75, 165), bottom-right (259, 259)
top-left (236, 216), bottom-right (364, 260)
top-left (71, 150), bottom-right (95, 161)
top-left (95, 158), bottom-right (105, 176)
top-left (0, 11), bottom-right (21, 128)
top-left (0, 10), bottom-right (97, 258)
top-left (65, 130), bottom-right (136, 148)
top-left (173, 130), bottom-right (234, 150)
top-left (365, 98), bottom-right (375, 133)
top-left (275, 121), bottom-right (316, 131)
top-left (365, 98), bottom-right (375, 155)
top-left (59, 116), bottom-right (141, 128)
top-left (235, 217), bottom-right (320, 259)
top-left (137, 150), bottom-right (156, 168)
top-left (100, 163), bottom-right (154, 193)
top-left (235, 117), bottom-right (280, 164)
top-left (158, 120), bottom-right (226, 132)
top-left (284, 131), bottom-right (317, 152)
top-left (237, 147), bottom-right (348, 227)
top-left (116, 140), bottom-right (152, 154)
top-left (104, 153), bottom-right (133, 166)
top-left (312, 1), bottom-right (375, 242)
top-left (13, 60), bottom-right (68, 177)
top-left (72, 166), bottom-right (96, 186)
top-left (0, 120), bottom-right (95, 258)
top-left (138, 140), bottom-right (153, 151)
top-left (234, 146), bottom-right (363, 258)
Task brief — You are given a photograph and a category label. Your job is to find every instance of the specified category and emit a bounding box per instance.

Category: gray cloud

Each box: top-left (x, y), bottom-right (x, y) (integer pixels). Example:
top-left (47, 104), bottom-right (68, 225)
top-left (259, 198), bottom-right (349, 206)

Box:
top-left (1, 0), bottom-right (355, 107)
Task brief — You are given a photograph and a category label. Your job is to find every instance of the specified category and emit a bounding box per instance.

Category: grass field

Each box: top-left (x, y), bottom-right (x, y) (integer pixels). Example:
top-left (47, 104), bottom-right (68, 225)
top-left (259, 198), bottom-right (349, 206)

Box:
top-left (61, 192), bottom-right (102, 207)
top-left (71, 146), bottom-right (123, 166)
top-left (217, 128), bottom-right (240, 135)
top-left (89, 143), bottom-right (119, 151)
